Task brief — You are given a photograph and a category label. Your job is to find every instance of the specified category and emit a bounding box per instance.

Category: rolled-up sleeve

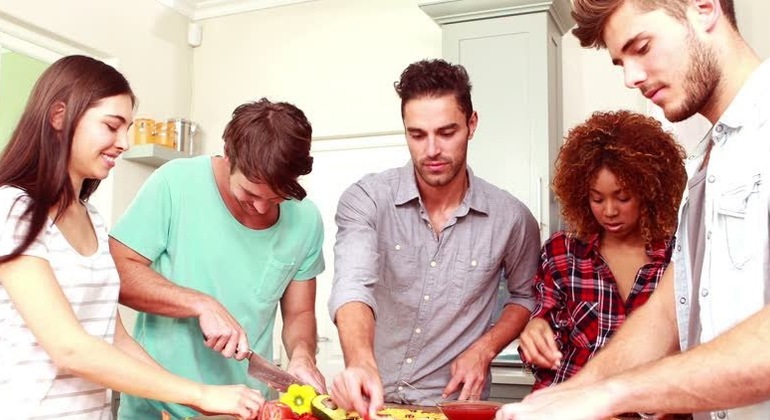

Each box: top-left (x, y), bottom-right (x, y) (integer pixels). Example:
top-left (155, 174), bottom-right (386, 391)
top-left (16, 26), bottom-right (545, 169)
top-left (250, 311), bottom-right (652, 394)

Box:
top-left (328, 181), bottom-right (381, 322)
top-left (502, 203), bottom-right (541, 312)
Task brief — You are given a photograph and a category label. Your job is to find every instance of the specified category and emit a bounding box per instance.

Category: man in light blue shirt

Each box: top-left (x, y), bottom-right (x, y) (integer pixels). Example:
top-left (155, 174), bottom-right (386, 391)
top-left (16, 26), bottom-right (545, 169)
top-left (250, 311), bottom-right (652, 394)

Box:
top-left (496, 1), bottom-right (770, 419)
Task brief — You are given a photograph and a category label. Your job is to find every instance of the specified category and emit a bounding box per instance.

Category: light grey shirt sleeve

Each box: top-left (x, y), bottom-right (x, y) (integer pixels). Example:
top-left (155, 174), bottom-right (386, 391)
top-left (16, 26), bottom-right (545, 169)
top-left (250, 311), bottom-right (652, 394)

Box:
top-left (328, 181), bottom-right (380, 321)
top-left (502, 201), bottom-right (541, 311)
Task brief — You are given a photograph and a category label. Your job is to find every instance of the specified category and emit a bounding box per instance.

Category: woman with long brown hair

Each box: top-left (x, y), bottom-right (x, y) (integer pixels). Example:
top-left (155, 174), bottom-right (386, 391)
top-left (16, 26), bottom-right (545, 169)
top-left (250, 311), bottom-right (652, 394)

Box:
top-left (0, 55), bottom-right (263, 419)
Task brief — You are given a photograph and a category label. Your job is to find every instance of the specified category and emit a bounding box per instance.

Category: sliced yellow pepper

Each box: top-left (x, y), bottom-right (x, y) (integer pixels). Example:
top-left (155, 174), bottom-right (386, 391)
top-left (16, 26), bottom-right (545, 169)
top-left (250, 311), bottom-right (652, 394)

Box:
top-left (280, 383), bottom-right (318, 414)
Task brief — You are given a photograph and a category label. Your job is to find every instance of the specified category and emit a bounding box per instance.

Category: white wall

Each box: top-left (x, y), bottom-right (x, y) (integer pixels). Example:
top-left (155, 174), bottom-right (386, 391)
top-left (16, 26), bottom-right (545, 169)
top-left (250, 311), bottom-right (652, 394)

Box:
top-left (737, 0), bottom-right (770, 60)
top-left (0, 0), bottom-right (193, 226)
top-left (0, 0), bottom-right (193, 333)
top-left (191, 0), bottom-right (441, 154)
top-left (563, 0), bottom-right (770, 153)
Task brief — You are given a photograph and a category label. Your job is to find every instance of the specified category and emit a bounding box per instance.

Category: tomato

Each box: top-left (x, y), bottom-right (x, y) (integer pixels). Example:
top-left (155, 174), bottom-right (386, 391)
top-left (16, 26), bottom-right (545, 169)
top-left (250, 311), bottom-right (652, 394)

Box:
top-left (259, 401), bottom-right (296, 420)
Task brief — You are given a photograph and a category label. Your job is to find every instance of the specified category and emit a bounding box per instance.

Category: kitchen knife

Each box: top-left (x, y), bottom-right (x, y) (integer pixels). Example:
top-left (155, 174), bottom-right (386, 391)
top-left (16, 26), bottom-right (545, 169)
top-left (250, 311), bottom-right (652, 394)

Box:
top-left (245, 350), bottom-right (305, 392)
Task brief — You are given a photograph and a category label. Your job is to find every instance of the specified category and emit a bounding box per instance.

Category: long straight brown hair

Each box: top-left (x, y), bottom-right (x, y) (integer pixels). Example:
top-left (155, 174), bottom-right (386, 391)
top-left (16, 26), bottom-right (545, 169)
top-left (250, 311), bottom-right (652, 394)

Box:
top-left (0, 55), bottom-right (135, 263)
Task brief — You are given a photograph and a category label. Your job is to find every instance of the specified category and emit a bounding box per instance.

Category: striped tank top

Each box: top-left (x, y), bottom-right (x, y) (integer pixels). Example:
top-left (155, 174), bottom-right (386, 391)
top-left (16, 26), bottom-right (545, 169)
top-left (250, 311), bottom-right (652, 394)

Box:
top-left (0, 186), bottom-right (119, 419)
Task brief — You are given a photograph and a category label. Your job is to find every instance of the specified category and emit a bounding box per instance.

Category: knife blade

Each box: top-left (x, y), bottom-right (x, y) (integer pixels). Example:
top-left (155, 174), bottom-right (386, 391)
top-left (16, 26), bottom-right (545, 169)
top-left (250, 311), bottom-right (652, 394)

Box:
top-left (245, 350), bottom-right (304, 392)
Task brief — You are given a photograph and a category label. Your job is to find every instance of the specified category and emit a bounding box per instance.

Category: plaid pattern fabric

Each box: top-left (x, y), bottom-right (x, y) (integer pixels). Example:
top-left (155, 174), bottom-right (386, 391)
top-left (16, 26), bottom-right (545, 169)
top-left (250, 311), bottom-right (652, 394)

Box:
top-left (521, 231), bottom-right (673, 390)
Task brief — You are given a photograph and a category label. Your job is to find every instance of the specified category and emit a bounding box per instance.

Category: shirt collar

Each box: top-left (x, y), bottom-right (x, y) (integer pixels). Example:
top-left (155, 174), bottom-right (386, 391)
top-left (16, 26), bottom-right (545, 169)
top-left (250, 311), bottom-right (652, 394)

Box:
top-left (716, 59), bottom-right (770, 132)
top-left (394, 161), bottom-right (489, 215)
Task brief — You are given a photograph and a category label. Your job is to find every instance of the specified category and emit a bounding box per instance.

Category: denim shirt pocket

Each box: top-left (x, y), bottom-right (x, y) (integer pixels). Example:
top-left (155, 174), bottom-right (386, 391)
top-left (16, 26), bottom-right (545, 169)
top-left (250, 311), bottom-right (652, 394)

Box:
top-left (379, 243), bottom-right (418, 292)
top-left (451, 253), bottom-right (498, 308)
top-left (716, 173), bottom-right (762, 268)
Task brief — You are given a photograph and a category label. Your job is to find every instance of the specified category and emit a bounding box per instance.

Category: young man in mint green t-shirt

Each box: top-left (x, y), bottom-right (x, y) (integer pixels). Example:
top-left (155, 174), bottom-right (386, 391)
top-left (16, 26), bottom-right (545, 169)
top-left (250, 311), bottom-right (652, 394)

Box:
top-left (110, 98), bottom-right (326, 420)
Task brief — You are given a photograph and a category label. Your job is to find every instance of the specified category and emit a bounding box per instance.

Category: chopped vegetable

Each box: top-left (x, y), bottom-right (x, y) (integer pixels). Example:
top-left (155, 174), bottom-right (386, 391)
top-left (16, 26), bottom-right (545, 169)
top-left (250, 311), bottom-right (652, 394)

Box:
top-left (280, 384), bottom-right (319, 414)
top-left (259, 401), bottom-right (296, 420)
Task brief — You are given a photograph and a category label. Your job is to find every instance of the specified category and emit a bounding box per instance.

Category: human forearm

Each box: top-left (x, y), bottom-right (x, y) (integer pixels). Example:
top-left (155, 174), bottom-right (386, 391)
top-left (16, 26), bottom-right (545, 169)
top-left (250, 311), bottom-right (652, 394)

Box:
top-left (335, 302), bottom-right (378, 369)
top-left (110, 238), bottom-right (210, 318)
top-left (114, 312), bottom-right (161, 367)
top-left (604, 304), bottom-right (770, 415)
top-left (469, 304), bottom-right (530, 362)
top-left (572, 270), bottom-right (679, 386)
top-left (282, 311), bottom-right (318, 363)
top-left (55, 328), bottom-right (204, 405)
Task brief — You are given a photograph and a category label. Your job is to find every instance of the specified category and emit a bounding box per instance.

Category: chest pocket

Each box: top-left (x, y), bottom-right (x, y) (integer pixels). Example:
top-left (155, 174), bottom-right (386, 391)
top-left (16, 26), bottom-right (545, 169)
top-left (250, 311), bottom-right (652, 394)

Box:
top-left (565, 301), bottom-right (599, 350)
top-left (254, 258), bottom-right (296, 301)
top-left (450, 253), bottom-right (498, 308)
top-left (716, 173), bottom-right (762, 268)
top-left (379, 244), bottom-right (419, 292)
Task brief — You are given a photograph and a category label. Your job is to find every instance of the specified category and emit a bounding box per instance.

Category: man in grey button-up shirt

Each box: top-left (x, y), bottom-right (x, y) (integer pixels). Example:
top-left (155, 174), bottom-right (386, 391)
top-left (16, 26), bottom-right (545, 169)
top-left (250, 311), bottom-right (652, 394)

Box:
top-left (328, 59), bottom-right (541, 418)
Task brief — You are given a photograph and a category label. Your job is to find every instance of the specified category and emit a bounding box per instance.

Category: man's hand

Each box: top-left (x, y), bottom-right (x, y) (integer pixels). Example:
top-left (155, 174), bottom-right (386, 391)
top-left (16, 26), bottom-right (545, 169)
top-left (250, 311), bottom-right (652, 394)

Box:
top-left (330, 364), bottom-right (384, 419)
top-left (286, 353), bottom-right (328, 394)
top-left (442, 346), bottom-right (494, 400)
top-left (518, 318), bottom-right (562, 369)
top-left (196, 296), bottom-right (249, 359)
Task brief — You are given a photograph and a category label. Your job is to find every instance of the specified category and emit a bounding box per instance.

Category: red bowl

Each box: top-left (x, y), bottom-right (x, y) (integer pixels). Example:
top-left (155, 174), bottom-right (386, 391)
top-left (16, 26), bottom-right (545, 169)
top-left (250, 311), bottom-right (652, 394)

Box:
top-left (438, 401), bottom-right (502, 420)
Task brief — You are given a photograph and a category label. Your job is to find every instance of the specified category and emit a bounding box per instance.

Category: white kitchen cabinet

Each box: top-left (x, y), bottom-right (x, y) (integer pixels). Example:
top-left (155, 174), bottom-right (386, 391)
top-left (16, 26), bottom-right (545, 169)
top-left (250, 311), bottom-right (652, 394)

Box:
top-left (420, 0), bottom-right (574, 238)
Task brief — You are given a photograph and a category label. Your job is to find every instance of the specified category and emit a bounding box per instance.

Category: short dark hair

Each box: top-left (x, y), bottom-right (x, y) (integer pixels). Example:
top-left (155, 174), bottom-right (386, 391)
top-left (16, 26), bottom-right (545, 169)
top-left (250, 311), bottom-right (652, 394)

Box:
top-left (552, 110), bottom-right (687, 244)
top-left (394, 59), bottom-right (473, 121)
top-left (222, 98), bottom-right (313, 201)
top-left (572, 0), bottom-right (738, 49)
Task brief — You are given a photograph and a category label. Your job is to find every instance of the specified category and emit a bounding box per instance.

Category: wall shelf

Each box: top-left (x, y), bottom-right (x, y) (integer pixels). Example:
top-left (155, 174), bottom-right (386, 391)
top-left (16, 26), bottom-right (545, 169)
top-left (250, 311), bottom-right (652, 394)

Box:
top-left (122, 143), bottom-right (192, 168)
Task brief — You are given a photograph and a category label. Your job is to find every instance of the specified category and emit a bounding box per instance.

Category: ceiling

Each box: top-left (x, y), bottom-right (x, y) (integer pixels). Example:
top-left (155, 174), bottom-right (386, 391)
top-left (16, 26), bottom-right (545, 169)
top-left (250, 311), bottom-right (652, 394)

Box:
top-left (156, 0), bottom-right (318, 21)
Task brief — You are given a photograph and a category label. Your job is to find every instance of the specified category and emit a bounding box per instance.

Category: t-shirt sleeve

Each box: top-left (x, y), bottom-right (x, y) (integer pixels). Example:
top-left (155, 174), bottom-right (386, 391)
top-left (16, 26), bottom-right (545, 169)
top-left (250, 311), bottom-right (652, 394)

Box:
top-left (293, 202), bottom-right (325, 281)
top-left (109, 169), bottom-right (172, 262)
top-left (0, 189), bottom-right (48, 260)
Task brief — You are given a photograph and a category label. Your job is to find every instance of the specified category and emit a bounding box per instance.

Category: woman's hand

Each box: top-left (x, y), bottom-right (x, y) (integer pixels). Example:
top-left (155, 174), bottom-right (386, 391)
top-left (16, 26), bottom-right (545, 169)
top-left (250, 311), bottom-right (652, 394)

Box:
top-left (518, 318), bottom-right (562, 369)
top-left (193, 385), bottom-right (264, 419)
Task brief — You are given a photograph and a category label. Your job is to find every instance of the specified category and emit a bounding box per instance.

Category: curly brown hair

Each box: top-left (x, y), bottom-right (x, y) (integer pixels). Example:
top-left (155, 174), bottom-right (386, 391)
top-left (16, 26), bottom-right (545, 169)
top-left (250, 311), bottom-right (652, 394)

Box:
top-left (553, 110), bottom-right (687, 243)
top-left (572, 0), bottom-right (737, 49)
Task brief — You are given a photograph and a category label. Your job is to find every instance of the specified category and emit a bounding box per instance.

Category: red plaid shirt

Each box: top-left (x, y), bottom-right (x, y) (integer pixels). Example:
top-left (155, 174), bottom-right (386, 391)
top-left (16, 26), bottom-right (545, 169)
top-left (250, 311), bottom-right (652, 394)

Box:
top-left (520, 231), bottom-right (673, 390)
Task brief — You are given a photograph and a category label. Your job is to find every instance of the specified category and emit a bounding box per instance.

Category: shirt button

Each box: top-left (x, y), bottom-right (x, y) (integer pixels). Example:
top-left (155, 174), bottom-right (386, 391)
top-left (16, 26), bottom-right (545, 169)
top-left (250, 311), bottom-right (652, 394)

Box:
top-left (395, 244), bottom-right (401, 251)
top-left (415, 328), bottom-right (421, 334)
top-left (707, 231), bottom-right (712, 240)
top-left (471, 260), bottom-right (477, 267)
top-left (707, 175), bottom-right (716, 183)
top-left (430, 261), bottom-right (437, 267)
top-left (701, 289), bottom-right (709, 297)
top-left (716, 411), bottom-right (727, 419)
top-left (398, 386), bottom-right (404, 391)
top-left (406, 358), bottom-right (413, 364)
top-left (424, 295), bottom-right (430, 301)
top-left (679, 297), bottom-right (687, 304)
top-left (715, 124), bottom-right (724, 133)
top-left (676, 245), bottom-right (682, 253)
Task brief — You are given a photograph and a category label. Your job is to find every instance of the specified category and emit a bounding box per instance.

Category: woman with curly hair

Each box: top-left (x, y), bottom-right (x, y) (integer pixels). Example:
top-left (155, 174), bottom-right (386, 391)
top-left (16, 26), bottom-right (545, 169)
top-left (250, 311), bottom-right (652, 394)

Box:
top-left (518, 110), bottom-right (687, 391)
